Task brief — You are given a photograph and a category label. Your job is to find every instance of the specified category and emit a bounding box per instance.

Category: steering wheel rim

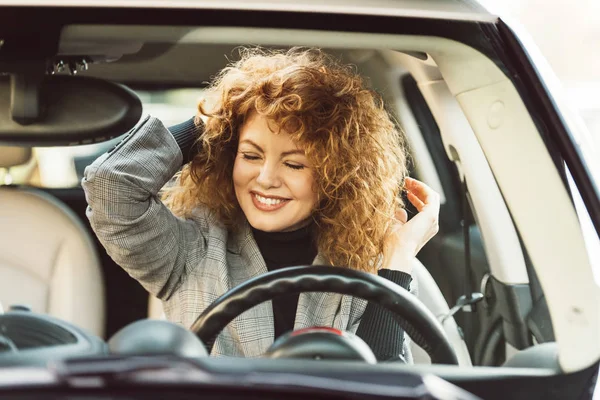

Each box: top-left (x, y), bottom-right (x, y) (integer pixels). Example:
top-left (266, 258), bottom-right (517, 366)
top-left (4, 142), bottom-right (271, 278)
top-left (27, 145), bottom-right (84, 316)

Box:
top-left (190, 265), bottom-right (458, 365)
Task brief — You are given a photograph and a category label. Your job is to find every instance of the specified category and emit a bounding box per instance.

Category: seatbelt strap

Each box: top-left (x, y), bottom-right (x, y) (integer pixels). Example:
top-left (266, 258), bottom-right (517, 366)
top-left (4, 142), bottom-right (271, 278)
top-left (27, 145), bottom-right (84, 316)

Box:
top-left (440, 168), bottom-right (483, 324)
top-left (461, 177), bottom-right (475, 312)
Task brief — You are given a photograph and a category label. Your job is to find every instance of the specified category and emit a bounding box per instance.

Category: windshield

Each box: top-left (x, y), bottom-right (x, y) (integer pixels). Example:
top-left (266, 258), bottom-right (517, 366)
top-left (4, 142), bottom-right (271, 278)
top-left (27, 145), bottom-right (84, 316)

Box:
top-left (1, 9), bottom-right (599, 397)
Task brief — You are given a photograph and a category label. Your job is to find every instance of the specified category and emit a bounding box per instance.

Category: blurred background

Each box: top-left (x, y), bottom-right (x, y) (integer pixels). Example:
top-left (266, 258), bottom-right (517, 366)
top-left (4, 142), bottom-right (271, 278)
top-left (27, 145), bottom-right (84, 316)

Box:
top-left (478, 0), bottom-right (600, 151)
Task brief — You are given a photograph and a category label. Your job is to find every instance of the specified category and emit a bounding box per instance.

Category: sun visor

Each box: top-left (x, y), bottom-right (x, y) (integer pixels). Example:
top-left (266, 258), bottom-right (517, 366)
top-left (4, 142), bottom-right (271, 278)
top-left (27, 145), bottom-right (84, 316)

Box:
top-left (0, 75), bottom-right (142, 147)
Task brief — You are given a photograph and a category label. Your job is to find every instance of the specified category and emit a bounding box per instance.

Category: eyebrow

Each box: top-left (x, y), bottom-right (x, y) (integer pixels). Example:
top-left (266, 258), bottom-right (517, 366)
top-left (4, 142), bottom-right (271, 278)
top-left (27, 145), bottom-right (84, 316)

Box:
top-left (240, 139), bottom-right (305, 157)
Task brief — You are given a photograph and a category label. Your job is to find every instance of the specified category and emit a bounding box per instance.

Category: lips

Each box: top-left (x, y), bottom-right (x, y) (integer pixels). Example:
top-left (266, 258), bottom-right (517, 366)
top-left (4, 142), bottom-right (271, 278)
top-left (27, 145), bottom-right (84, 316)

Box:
top-left (250, 191), bottom-right (291, 212)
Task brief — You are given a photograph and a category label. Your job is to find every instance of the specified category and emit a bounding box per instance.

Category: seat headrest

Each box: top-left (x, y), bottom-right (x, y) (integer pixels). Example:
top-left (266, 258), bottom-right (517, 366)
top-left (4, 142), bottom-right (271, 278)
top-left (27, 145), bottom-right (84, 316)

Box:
top-left (0, 146), bottom-right (32, 168)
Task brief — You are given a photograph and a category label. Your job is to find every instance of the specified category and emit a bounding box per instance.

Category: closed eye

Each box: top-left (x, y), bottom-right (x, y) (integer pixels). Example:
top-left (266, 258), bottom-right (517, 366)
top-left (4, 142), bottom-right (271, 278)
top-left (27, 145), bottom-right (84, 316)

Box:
top-left (285, 162), bottom-right (305, 170)
top-left (242, 153), bottom-right (261, 161)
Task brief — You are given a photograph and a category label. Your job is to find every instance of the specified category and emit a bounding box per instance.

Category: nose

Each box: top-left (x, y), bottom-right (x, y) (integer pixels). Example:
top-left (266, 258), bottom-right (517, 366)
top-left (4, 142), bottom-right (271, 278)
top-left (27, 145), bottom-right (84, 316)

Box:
top-left (256, 161), bottom-right (282, 189)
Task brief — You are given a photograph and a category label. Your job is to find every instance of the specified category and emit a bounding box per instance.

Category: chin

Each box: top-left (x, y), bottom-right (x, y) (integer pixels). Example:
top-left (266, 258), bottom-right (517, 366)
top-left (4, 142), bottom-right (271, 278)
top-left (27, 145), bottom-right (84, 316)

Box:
top-left (246, 211), bottom-right (311, 232)
top-left (247, 218), bottom-right (289, 232)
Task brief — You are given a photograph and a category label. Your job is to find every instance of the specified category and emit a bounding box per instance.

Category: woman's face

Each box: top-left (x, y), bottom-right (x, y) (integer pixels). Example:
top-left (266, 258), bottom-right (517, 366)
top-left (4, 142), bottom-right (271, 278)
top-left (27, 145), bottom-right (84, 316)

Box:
top-left (233, 113), bottom-right (318, 232)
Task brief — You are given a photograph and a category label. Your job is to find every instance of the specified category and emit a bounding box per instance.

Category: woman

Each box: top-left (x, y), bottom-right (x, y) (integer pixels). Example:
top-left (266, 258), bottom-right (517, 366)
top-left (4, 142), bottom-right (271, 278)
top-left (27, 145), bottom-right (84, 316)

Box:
top-left (82, 48), bottom-right (439, 361)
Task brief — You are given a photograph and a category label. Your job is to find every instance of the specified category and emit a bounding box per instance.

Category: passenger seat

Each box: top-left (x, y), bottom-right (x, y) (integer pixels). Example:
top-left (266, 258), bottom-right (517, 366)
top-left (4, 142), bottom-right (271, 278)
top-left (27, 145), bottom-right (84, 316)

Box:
top-left (0, 146), bottom-right (105, 338)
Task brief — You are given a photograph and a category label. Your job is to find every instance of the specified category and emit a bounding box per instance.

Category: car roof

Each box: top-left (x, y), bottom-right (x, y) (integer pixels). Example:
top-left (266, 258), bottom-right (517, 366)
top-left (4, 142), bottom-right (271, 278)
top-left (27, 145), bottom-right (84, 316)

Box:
top-left (0, 0), bottom-right (496, 22)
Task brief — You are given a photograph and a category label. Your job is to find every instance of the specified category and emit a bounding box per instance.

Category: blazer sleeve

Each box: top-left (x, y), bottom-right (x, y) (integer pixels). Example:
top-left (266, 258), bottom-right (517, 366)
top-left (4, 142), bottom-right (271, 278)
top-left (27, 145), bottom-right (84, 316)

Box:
top-left (82, 115), bottom-right (207, 300)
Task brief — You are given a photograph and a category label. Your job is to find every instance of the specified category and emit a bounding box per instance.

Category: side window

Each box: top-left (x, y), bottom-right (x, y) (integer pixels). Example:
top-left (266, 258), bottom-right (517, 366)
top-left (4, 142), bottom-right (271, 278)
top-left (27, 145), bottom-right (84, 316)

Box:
top-left (401, 75), bottom-right (463, 232)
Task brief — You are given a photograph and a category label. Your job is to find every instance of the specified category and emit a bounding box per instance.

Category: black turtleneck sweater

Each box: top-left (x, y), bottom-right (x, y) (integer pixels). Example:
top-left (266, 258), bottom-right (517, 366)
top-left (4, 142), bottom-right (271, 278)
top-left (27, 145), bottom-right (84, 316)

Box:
top-left (168, 117), bottom-right (413, 361)
top-left (252, 224), bottom-right (317, 338)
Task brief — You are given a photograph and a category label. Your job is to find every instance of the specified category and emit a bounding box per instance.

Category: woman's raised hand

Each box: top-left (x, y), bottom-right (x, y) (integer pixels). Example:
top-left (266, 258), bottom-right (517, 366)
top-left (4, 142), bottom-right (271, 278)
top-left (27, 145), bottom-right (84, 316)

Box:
top-left (382, 177), bottom-right (440, 273)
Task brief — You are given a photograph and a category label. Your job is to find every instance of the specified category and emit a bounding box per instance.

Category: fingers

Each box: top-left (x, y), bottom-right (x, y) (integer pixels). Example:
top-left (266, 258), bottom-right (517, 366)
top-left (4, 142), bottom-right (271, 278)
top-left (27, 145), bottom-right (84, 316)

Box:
top-left (405, 177), bottom-right (440, 213)
top-left (404, 177), bottom-right (433, 201)
top-left (407, 191), bottom-right (425, 212)
top-left (395, 208), bottom-right (408, 224)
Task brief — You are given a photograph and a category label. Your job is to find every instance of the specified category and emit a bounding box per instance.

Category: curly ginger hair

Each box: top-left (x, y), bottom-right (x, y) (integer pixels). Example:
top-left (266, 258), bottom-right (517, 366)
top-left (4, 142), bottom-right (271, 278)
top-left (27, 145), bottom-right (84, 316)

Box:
top-left (162, 48), bottom-right (408, 272)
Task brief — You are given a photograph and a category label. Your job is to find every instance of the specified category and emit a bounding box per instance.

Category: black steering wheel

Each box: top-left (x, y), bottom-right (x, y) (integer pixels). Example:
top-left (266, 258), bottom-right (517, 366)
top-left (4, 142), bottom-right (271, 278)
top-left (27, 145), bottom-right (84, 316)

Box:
top-left (190, 266), bottom-right (458, 365)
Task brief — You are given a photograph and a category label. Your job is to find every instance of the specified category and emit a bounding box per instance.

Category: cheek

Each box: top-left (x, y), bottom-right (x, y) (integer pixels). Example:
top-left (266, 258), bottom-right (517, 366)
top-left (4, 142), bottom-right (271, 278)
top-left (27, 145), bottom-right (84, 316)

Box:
top-left (289, 173), bottom-right (318, 205)
top-left (232, 158), bottom-right (252, 189)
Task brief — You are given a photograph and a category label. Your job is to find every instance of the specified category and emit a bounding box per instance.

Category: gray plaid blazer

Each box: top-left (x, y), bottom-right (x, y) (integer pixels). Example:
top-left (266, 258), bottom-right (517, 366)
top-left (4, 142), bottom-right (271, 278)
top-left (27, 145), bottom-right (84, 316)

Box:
top-left (83, 115), bottom-right (414, 360)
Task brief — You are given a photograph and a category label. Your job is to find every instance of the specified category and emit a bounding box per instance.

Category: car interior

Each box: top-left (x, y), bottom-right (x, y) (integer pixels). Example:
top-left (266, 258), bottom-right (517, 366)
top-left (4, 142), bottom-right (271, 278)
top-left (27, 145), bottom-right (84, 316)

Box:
top-left (0, 16), bottom-right (599, 400)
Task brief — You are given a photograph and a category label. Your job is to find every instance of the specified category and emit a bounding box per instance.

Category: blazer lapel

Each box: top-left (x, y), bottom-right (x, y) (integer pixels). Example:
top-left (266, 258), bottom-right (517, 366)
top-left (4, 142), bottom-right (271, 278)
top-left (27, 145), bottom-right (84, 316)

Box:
top-left (226, 221), bottom-right (274, 358)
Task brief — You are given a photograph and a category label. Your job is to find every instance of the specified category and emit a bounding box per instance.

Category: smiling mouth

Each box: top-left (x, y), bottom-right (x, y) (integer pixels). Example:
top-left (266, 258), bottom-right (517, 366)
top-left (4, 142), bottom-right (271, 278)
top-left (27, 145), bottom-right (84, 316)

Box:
top-left (251, 192), bottom-right (291, 211)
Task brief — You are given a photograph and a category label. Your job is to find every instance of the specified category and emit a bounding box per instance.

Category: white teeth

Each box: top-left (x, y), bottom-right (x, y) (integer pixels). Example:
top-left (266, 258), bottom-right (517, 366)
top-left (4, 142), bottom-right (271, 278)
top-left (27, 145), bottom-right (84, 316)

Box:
top-left (254, 194), bottom-right (285, 206)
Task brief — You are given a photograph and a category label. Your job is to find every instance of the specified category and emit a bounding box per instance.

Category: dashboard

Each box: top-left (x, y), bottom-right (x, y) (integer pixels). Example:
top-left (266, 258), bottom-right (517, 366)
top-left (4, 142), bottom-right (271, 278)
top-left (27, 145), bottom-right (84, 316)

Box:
top-left (0, 310), bottom-right (592, 400)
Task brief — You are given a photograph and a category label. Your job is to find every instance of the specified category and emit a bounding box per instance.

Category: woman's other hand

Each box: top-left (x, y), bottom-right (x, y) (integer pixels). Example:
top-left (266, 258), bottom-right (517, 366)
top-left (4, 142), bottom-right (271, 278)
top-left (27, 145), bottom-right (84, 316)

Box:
top-left (381, 177), bottom-right (440, 273)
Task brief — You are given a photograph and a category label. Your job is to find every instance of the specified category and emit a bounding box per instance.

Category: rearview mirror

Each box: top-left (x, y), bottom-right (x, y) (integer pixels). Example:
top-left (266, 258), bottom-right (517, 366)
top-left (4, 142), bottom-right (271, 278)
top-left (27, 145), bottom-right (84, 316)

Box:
top-left (0, 75), bottom-right (142, 146)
